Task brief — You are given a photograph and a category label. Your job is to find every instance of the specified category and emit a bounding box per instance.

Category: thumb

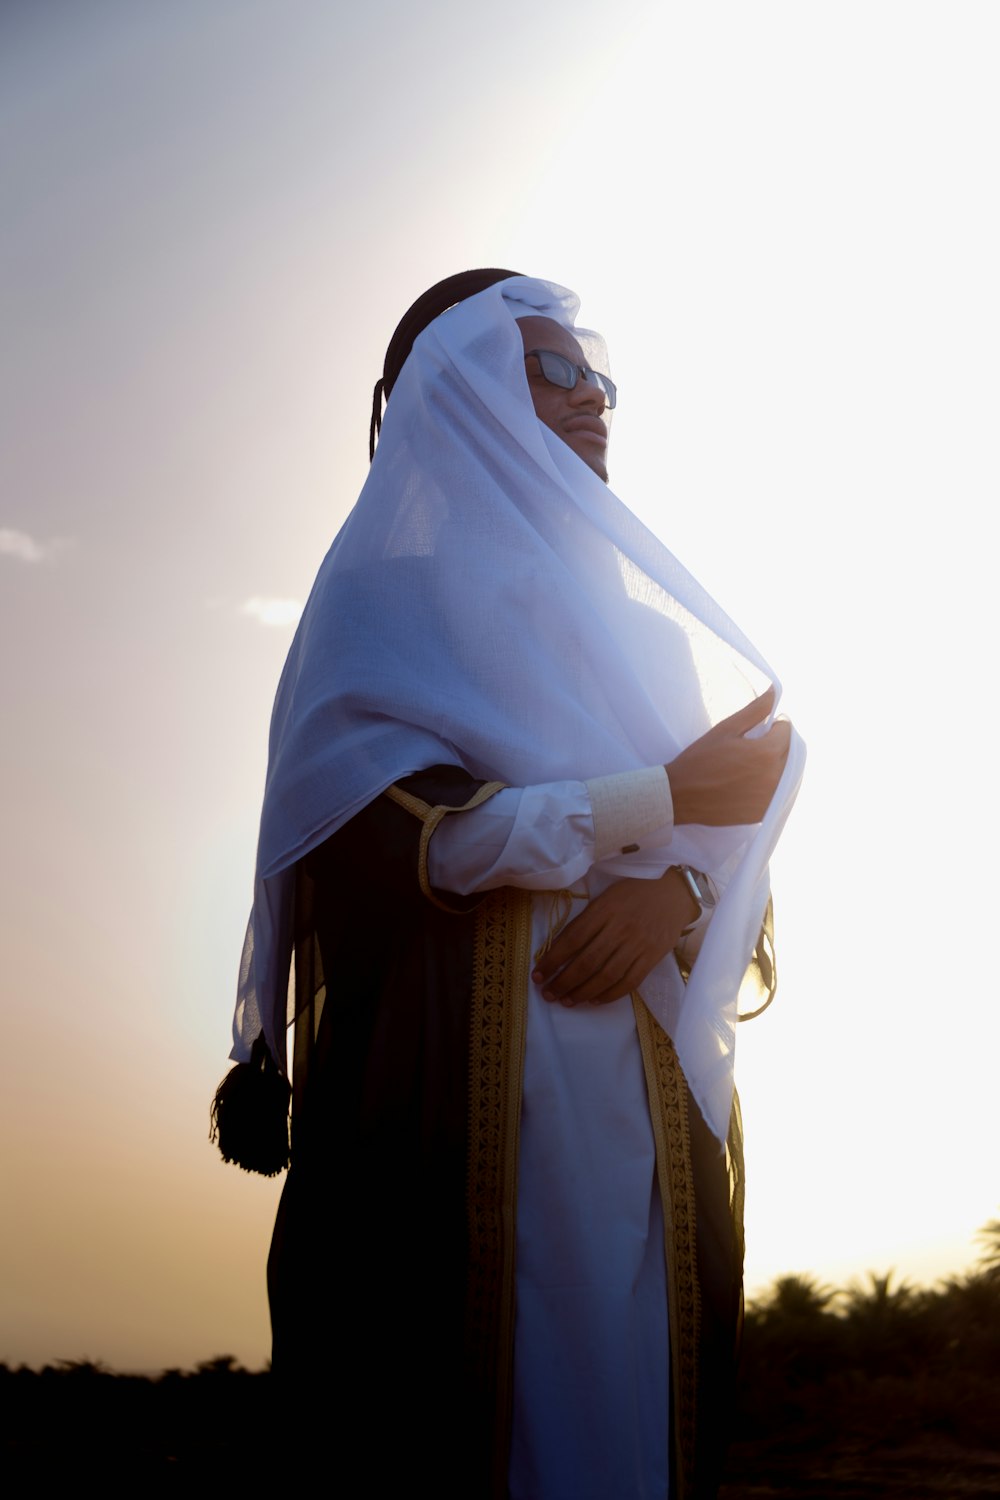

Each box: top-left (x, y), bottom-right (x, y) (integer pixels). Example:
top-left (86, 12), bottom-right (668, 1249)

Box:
top-left (713, 684), bottom-right (776, 738)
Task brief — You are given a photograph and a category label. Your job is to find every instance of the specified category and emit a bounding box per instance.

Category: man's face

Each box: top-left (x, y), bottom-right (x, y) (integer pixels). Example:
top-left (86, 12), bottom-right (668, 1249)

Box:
top-left (517, 316), bottom-right (610, 483)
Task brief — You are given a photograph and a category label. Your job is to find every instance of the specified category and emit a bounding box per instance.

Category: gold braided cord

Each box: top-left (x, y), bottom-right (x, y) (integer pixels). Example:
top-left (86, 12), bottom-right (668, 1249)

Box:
top-left (728, 1088), bottom-right (746, 1271)
top-left (384, 779), bottom-right (507, 913)
top-left (737, 893), bottom-right (778, 1021)
top-left (382, 782), bottom-right (433, 821)
top-left (532, 885), bottom-right (588, 966)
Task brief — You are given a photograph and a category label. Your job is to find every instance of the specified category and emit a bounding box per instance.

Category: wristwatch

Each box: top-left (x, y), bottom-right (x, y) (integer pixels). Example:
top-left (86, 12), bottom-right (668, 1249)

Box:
top-left (676, 865), bottom-right (718, 934)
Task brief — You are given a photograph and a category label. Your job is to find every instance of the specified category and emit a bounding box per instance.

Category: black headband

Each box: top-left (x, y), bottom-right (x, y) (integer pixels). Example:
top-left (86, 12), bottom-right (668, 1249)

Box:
top-left (369, 267), bottom-right (524, 461)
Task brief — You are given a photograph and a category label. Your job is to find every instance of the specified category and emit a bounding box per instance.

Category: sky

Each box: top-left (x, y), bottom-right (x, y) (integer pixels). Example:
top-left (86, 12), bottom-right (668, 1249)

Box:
top-left (2, 0), bottom-right (998, 1371)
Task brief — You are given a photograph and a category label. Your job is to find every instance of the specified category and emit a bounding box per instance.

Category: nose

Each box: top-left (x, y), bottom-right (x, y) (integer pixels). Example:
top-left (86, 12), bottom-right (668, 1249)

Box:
top-left (569, 368), bottom-right (606, 414)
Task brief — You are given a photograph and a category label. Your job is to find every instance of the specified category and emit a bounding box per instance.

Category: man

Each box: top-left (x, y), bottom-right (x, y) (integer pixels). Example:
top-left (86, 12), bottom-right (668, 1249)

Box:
top-left (218, 271), bottom-right (802, 1498)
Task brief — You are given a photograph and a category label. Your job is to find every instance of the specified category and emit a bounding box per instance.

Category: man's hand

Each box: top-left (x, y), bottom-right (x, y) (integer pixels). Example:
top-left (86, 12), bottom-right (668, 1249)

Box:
top-left (666, 685), bottom-right (791, 826)
top-left (531, 869), bottom-right (699, 1008)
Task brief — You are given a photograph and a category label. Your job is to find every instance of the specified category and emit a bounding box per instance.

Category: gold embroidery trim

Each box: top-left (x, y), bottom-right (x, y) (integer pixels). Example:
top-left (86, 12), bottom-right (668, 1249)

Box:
top-left (465, 885), bottom-right (532, 1500)
top-left (632, 994), bottom-right (701, 1500)
top-left (384, 779), bottom-right (506, 912)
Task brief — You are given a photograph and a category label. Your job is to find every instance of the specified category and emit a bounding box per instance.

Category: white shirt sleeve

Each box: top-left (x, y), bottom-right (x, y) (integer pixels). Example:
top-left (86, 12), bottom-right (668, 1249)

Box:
top-left (425, 767), bottom-right (674, 896)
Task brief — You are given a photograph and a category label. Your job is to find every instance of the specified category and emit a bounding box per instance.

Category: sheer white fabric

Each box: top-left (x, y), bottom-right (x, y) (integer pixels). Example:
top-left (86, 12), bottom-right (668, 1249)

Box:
top-left (231, 274), bottom-right (804, 1141)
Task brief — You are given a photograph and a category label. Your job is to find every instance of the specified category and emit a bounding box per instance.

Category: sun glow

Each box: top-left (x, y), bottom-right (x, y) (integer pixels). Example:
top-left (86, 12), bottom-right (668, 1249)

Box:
top-left (2, 0), bottom-right (997, 1370)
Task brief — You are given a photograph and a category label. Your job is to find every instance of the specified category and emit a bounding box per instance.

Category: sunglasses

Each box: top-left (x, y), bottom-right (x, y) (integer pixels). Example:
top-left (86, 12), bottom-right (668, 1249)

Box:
top-left (524, 349), bottom-right (617, 409)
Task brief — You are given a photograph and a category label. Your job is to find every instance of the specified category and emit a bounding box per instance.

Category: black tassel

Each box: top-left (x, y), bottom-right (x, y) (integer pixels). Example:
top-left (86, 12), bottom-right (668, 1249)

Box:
top-left (210, 1032), bottom-right (290, 1177)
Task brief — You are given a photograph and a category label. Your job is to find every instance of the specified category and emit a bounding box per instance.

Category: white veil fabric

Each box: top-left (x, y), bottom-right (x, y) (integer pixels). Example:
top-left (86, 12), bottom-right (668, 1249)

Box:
top-left (231, 275), bottom-right (805, 1143)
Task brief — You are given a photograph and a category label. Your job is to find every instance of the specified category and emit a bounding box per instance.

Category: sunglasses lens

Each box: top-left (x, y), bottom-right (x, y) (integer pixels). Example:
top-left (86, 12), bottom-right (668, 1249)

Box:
top-left (530, 351), bottom-right (617, 408)
top-left (536, 351), bottom-right (576, 390)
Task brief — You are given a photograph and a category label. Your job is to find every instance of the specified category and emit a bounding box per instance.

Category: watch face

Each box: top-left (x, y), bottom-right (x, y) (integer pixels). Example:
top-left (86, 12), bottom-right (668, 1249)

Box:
top-left (685, 867), bottom-right (718, 909)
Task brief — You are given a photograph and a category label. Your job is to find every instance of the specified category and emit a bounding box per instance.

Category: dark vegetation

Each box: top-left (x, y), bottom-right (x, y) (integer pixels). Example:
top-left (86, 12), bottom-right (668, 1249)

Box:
top-left (719, 1218), bottom-right (1000, 1497)
top-left (721, 1264), bottom-right (1000, 1497)
top-left (3, 1227), bottom-right (999, 1493)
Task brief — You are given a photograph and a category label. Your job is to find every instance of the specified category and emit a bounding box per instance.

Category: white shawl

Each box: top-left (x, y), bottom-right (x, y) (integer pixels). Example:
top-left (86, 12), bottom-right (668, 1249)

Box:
top-left (231, 275), bottom-right (805, 1141)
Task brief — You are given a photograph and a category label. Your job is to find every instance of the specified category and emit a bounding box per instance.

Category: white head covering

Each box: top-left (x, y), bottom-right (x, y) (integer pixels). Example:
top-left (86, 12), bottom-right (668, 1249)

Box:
top-left (232, 274), bottom-right (805, 1141)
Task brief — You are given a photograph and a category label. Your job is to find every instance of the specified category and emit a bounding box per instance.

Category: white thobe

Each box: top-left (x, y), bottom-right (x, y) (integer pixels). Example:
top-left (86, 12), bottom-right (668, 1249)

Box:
top-left (429, 774), bottom-right (716, 1500)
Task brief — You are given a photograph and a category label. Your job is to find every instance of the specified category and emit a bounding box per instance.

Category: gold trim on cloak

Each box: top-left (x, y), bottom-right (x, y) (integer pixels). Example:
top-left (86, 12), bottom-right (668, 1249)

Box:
top-left (465, 884), bottom-right (533, 1500)
top-left (633, 994), bottom-right (702, 1500)
top-left (462, 884), bottom-right (718, 1500)
top-left (362, 796), bottom-right (747, 1498)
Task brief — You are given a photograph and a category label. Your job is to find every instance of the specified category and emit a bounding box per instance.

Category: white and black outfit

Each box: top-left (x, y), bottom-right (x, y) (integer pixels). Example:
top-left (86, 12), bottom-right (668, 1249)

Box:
top-left (227, 275), bottom-right (805, 1498)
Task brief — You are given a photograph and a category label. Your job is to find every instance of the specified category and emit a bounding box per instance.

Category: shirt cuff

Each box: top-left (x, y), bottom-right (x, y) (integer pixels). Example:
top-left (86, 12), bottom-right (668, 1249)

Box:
top-left (585, 766), bottom-right (673, 863)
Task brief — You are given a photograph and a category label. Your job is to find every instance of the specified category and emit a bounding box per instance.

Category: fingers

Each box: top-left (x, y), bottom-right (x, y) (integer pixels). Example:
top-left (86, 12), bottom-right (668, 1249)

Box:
top-left (534, 937), bottom-right (643, 1007)
top-left (755, 716), bottom-right (791, 775)
top-left (666, 688), bottom-right (791, 825)
top-left (532, 875), bottom-right (691, 1007)
top-left (532, 908), bottom-right (594, 984)
top-left (713, 684), bottom-right (776, 738)
top-left (532, 906), bottom-right (606, 1000)
top-left (531, 905), bottom-right (629, 1006)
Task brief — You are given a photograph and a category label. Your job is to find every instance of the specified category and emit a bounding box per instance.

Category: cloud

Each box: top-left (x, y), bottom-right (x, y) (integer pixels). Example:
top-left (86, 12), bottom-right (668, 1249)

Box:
top-left (241, 596), bottom-right (304, 628)
top-left (0, 528), bottom-right (45, 563)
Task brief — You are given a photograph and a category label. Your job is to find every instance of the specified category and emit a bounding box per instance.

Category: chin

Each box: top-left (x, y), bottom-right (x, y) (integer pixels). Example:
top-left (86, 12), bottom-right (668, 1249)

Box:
top-left (565, 440), bottom-right (609, 483)
top-left (555, 430), bottom-right (609, 483)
